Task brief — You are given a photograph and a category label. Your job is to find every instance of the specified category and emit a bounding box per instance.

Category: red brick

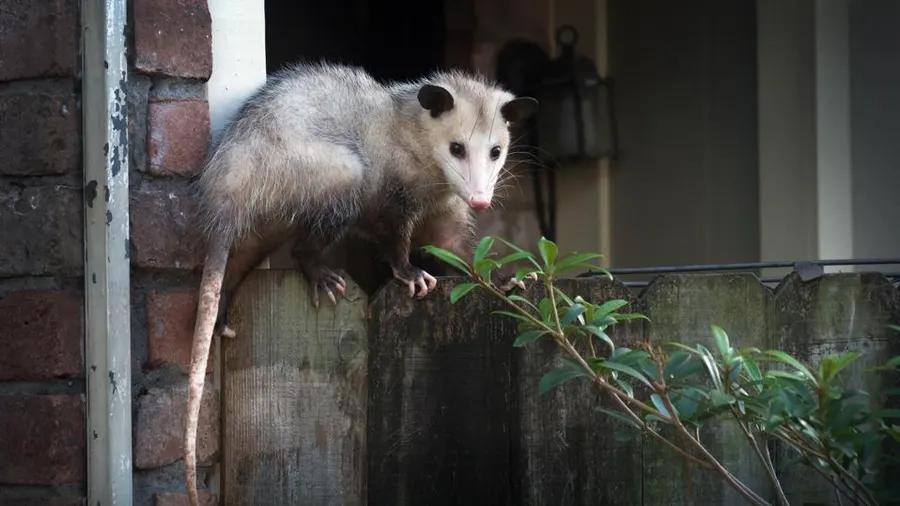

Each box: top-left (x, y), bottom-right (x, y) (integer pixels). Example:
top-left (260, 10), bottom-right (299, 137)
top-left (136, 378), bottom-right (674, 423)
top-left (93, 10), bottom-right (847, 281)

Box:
top-left (0, 91), bottom-right (81, 176)
top-left (0, 291), bottom-right (83, 381)
top-left (133, 382), bottom-right (219, 470)
top-left (0, 0), bottom-right (79, 80)
top-left (154, 491), bottom-right (216, 506)
top-left (0, 395), bottom-right (86, 485)
top-left (133, 0), bottom-right (212, 79)
top-left (146, 290), bottom-right (214, 374)
top-left (147, 99), bottom-right (210, 178)
top-left (130, 183), bottom-right (204, 269)
top-left (0, 186), bottom-right (83, 277)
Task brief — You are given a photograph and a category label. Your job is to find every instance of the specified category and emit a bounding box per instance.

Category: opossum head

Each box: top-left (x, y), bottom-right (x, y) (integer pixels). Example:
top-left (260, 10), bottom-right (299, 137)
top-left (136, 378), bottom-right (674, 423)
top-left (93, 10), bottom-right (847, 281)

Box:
top-left (416, 78), bottom-right (538, 211)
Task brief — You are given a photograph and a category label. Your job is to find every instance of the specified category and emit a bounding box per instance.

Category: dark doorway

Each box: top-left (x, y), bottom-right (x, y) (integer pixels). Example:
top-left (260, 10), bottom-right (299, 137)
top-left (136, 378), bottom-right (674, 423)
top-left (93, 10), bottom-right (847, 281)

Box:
top-left (265, 0), bottom-right (447, 83)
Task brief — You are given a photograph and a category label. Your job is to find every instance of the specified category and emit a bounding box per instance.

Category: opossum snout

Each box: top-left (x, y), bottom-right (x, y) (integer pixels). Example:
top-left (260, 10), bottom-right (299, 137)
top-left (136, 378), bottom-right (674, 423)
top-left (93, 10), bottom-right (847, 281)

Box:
top-left (467, 192), bottom-right (492, 210)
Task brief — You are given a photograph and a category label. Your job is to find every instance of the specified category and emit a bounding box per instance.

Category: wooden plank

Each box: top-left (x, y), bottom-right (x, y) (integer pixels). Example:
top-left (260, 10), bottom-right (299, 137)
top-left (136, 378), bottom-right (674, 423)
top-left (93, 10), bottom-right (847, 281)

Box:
top-left (511, 277), bottom-right (644, 506)
top-left (366, 277), bottom-right (515, 505)
top-left (221, 269), bottom-right (368, 506)
top-left (639, 273), bottom-right (775, 505)
top-left (771, 272), bottom-right (900, 505)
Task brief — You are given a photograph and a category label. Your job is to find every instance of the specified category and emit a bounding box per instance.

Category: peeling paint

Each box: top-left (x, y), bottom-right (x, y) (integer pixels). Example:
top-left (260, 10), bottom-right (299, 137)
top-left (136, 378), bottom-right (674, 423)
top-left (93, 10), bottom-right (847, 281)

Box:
top-left (104, 185), bottom-right (110, 203)
top-left (106, 210), bottom-right (113, 225)
top-left (109, 371), bottom-right (117, 394)
top-left (85, 180), bottom-right (99, 208)
top-left (124, 237), bottom-right (131, 260)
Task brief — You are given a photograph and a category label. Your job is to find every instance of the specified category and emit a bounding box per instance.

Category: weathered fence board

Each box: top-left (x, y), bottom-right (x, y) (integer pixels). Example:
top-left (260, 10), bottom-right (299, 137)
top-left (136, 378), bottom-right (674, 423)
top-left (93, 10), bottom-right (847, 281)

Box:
top-left (366, 280), bottom-right (516, 505)
top-left (222, 270), bottom-right (368, 506)
top-left (771, 272), bottom-right (900, 505)
top-left (512, 278), bottom-right (644, 506)
top-left (219, 268), bottom-right (899, 506)
top-left (640, 273), bottom-right (775, 506)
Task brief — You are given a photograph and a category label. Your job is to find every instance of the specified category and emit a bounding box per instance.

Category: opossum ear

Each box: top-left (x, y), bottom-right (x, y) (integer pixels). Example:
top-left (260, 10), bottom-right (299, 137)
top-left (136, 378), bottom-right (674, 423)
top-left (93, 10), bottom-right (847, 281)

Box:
top-left (500, 97), bottom-right (539, 124)
top-left (418, 84), bottom-right (455, 118)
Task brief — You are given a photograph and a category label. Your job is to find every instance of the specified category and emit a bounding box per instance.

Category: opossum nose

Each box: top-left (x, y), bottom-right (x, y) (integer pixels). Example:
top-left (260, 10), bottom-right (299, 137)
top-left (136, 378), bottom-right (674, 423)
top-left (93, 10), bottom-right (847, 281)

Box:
top-left (468, 193), bottom-right (491, 210)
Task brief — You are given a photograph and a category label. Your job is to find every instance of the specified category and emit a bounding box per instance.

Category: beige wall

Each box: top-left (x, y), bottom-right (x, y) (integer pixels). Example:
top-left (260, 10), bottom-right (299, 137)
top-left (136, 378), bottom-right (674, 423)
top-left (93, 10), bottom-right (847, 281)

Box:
top-left (607, 0), bottom-right (761, 276)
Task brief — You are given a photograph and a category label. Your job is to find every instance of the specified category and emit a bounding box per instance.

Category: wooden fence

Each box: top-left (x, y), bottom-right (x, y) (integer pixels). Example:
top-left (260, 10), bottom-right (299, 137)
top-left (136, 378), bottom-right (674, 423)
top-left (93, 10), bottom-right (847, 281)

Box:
top-left (218, 270), bottom-right (900, 506)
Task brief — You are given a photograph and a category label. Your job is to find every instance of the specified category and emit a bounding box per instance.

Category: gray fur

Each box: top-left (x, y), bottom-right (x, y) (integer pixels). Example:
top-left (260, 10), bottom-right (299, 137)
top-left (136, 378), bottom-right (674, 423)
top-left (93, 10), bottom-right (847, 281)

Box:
top-left (195, 61), bottom-right (530, 245)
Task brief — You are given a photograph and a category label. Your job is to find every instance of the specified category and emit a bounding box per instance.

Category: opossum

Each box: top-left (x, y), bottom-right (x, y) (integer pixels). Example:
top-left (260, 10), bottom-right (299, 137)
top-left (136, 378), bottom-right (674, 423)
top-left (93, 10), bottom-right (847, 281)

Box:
top-left (183, 62), bottom-right (537, 505)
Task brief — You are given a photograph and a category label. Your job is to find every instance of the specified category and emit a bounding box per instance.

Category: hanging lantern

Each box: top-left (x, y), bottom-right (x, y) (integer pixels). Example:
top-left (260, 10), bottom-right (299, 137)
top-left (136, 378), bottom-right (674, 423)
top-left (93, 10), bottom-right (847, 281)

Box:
top-left (529, 24), bottom-right (617, 163)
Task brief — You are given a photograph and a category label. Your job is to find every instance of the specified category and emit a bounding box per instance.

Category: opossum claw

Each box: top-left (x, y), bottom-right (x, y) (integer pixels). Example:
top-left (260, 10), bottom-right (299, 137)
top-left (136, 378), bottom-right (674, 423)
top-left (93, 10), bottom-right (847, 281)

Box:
top-left (302, 265), bottom-right (347, 308)
top-left (393, 265), bottom-right (437, 299)
top-left (219, 324), bottom-right (237, 339)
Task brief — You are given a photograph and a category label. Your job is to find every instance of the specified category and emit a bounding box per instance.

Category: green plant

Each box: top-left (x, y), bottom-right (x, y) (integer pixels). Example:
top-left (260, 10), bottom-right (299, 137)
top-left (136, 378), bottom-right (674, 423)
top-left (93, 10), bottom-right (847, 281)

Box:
top-left (423, 236), bottom-right (900, 506)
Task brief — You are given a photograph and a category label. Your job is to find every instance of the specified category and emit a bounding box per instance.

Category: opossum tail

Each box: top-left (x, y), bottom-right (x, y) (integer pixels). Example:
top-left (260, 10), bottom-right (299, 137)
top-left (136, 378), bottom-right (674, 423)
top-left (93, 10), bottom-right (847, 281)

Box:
top-left (185, 233), bottom-right (229, 506)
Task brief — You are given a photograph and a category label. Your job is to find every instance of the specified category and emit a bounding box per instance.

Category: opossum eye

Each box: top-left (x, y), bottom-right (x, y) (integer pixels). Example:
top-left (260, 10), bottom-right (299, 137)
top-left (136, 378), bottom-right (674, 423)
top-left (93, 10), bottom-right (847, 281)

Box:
top-left (489, 146), bottom-right (502, 161)
top-left (449, 142), bottom-right (466, 159)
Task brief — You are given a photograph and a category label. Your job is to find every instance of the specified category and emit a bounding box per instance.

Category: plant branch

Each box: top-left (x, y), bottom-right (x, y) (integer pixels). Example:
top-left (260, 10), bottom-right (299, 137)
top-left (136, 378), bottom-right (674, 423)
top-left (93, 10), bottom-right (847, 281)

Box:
top-left (730, 407), bottom-right (790, 506)
top-left (659, 393), bottom-right (772, 506)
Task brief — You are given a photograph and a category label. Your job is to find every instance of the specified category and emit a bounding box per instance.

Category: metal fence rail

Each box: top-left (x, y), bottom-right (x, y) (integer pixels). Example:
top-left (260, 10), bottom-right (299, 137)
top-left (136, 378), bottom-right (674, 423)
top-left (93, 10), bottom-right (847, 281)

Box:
top-left (581, 257), bottom-right (900, 288)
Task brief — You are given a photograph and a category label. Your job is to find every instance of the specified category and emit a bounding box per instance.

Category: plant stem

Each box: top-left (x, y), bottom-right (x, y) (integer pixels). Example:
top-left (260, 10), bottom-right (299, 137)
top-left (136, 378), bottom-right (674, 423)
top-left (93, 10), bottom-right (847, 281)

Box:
top-left (730, 408), bottom-right (790, 506)
top-left (659, 393), bottom-right (772, 506)
top-left (774, 429), bottom-right (876, 506)
top-left (601, 384), bottom-right (713, 469)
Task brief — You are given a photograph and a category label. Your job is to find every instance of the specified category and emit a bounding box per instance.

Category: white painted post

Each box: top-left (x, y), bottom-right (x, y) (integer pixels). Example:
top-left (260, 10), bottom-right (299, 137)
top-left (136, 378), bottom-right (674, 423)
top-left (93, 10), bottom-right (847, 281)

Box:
top-left (82, 0), bottom-right (133, 503)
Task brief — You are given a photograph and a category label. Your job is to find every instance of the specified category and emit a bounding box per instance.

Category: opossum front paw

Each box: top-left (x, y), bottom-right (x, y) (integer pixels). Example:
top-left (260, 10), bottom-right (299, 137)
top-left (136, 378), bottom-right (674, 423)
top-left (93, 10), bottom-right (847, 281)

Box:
top-left (216, 323), bottom-right (237, 339)
top-left (392, 265), bottom-right (437, 299)
top-left (303, 266), bottom-right (347, 308)
top-left (494, 272), bottom-right (539, 292)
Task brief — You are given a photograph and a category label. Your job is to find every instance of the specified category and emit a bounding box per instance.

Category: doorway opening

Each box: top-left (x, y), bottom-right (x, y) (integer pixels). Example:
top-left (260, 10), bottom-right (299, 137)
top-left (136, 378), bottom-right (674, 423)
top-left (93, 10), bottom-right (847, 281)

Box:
top-left (265, 0), bottom-right (446, 82)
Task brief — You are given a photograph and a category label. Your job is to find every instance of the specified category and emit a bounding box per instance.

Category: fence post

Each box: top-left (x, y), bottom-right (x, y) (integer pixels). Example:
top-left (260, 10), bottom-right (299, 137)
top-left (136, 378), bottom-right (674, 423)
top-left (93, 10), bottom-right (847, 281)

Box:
top-left (771, 272), bottom-right (900, 505)
top-left (639, 273), bottom-right (775, 505)
top-left (220, 270), bottom-right (368, 505)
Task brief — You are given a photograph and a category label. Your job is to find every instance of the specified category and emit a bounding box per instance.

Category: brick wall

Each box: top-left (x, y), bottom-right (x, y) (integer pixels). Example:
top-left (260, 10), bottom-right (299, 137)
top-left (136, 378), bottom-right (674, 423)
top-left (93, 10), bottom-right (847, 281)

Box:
top-left (128, 0), bottom-right (219, 505)
top-left (0, 0), bottom-right (87, 503)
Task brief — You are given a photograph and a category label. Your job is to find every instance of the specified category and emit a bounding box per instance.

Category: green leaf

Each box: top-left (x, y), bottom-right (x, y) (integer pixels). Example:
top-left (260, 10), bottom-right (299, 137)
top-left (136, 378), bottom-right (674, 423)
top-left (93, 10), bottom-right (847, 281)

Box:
top-left (596, 360), bottom-right (653, 389)
top-left (497, 250), bottom-right (533, 267)
top-left (764, 350), bottom-right (816, 384)
top-left (696, 344), bottom-right (724, 391)
top-left (561, 303), bottom-right (586, 326)
top-left (421, 245), bottom-right (471, 275)
top-left (584, 326), bottom-right (615, 354)
top-left (819, 351), bottom-right (862, 385)
top-left (553, 252), bottom-right (604, 276)
top-left (709, 390), bottom-right (736, 407)
top-left (538, 236), bottom-right (559, 272)
top-left (595, 299), bottom-right (629, 317)
top-left (508, 294), bottom-right (538, 312)
top-left (473, 236), bottom-right (496, 264)
top-left (513, 329), bottom-right (549, 347)
top-left (475, 258), bottom-right (501, 280)
top-left (711, 325), bottom-right (731, 358)
top-left (449, 282), bottom-right (479, 304)
top-left (614, 379), bottom-right (634, 398)
top-left (871, 409), bottom-right (900, 420)
top-left (539, 362), bottom-right (589, 395)
top-left (494, 237), bottom-right (543, 269)
top-left (650, 394), bottom-right (674, 419)
top-left (609, 313), bottom-right (650, 322)
top-left (591, 315), bottom-right (617, 328)
top-left (539, 298), bottom-right (553, 323)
